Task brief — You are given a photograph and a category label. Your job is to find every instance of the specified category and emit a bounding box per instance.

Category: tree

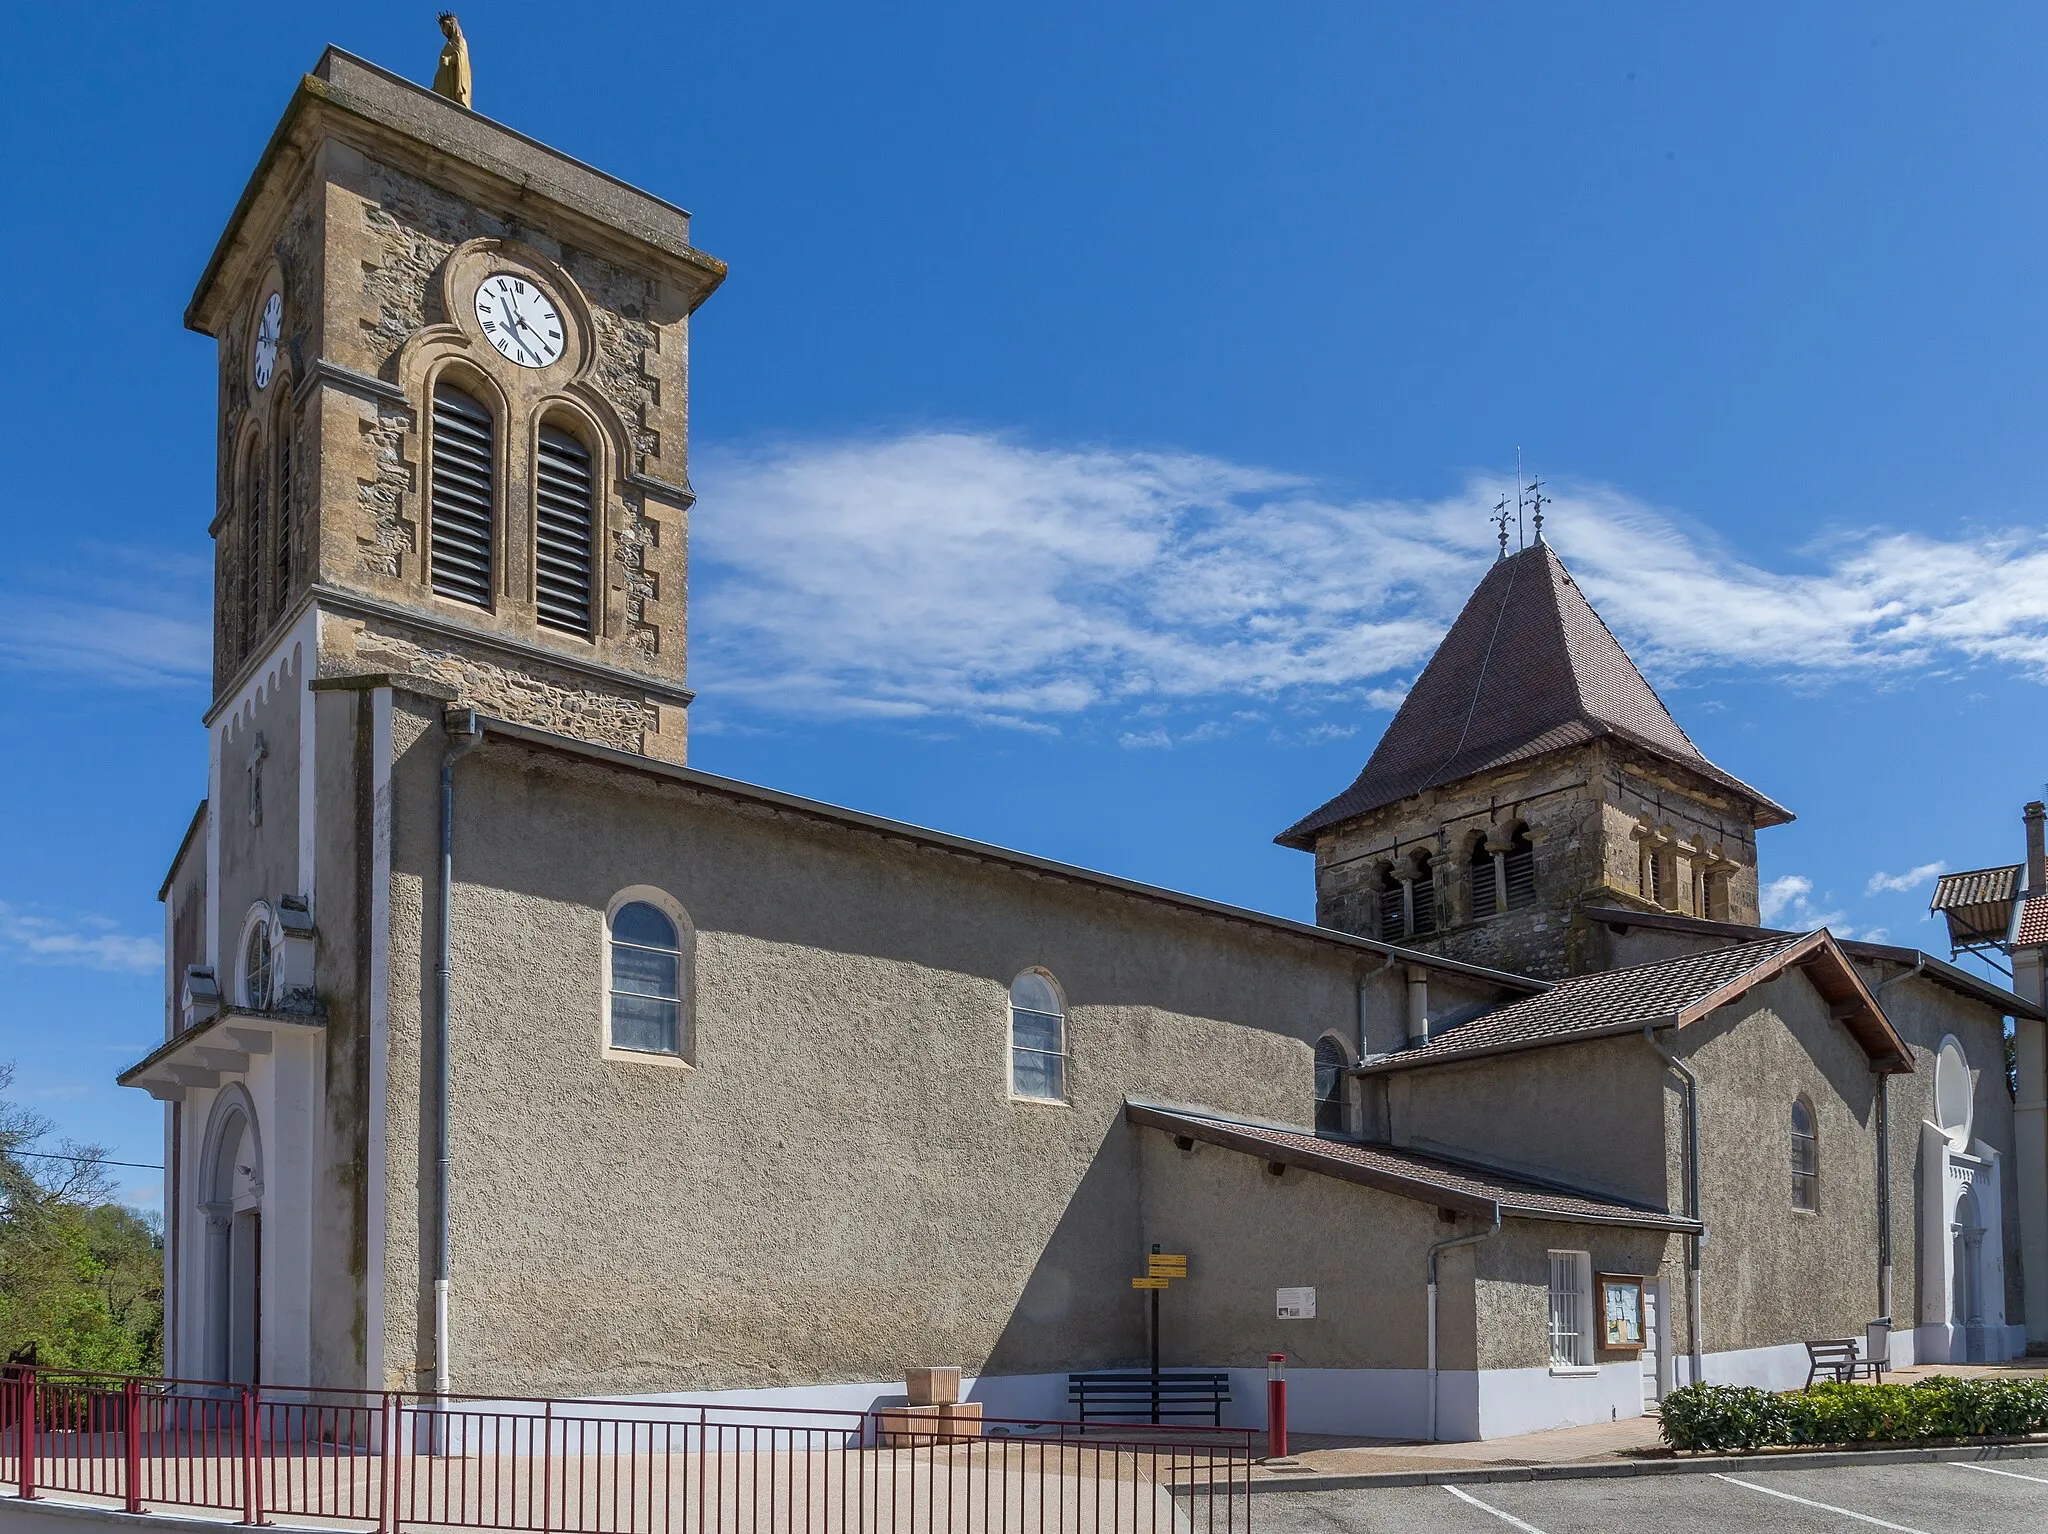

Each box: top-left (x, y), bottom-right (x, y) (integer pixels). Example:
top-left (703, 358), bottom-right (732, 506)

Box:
top-left (0, 1063), bottom-right (163, 1373)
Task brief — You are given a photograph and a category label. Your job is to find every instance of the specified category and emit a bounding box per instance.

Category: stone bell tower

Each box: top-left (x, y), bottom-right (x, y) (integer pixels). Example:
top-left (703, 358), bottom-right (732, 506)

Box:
top-left (185, 47), bottom-right (726, 762)
top-left (1278, 541), bottom-right (1793, 978)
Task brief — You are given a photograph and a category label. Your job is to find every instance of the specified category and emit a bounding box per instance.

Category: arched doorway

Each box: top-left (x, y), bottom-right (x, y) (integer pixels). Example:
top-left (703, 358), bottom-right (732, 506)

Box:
top-left (1953, 1183), bottom-right (1985, 1362)
top-left (199, 1088), bottom-right (264, 1385)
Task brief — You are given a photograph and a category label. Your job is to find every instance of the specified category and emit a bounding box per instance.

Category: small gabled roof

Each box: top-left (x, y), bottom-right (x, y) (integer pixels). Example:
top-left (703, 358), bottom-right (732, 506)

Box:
top-left (1125, 1101), bottom-right (1699, 1233)
top-left (1930, 864), bottom-right (2024, 955)
top-left (1277, 544), bottom-right (1790, 849)
top-left (1581, 904), bottom-right (2045, 1022)
top-left (1359, 929), bottom-right (1912, 1075)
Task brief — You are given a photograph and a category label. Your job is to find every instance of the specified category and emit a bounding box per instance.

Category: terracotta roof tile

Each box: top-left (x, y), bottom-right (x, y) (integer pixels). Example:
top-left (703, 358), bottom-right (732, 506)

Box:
top-left (2016, 893), bottom-right (2048, 949)
top-left (1362, 933), bottom-right (1811, 1069)
top-left (1125, 1101), bottom-right (1699, 1232)
top-left (1930, 865), bottom-right (2022, 911)
top-left (1277, 544), bottom-right (1790, 847)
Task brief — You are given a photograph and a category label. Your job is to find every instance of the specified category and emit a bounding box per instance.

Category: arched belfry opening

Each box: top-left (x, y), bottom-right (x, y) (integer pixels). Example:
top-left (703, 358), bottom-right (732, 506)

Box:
top-left (199, 1087), bottom-right (264, 1385)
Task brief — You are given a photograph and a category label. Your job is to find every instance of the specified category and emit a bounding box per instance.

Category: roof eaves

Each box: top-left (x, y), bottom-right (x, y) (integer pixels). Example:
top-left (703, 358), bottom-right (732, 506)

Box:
top-left (157, 800), bottom-right (210, 903)
top-left (1355, 1013), bottom-right (1679, 1076)
top-left (474, 715), bottom-right (1550, 994)
top-left (1123, 1100), bottom-right (1499, 1217)
top-left (1124, 1098), bottom-right (1699, 1233)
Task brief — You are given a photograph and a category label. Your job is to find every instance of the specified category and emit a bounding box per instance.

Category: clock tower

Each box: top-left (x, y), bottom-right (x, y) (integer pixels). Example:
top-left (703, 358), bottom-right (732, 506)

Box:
top-left (186, 46), bottom-right (725, 762)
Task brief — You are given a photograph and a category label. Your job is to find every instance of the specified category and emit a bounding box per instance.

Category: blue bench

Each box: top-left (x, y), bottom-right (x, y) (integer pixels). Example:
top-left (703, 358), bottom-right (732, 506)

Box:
top-left (1066, 1371), bottom-right (1231, 1426)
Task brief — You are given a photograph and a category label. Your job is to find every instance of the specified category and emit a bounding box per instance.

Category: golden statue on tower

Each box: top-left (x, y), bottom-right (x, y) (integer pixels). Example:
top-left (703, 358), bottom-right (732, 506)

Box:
top-left (433, 13), bottom-right (473, 109)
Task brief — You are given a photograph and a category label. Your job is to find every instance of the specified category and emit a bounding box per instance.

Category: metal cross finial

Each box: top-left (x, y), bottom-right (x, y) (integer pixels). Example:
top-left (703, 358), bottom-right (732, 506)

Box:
top-left (1526, 477), bottom-right (1548, 545)
top-left (1493, 495), bottom-right (1512, 561)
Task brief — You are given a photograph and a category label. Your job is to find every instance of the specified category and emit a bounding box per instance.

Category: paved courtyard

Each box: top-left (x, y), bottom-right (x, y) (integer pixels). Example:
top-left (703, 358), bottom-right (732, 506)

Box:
top-left (1256, 1456), bottom-right (2048, 1533)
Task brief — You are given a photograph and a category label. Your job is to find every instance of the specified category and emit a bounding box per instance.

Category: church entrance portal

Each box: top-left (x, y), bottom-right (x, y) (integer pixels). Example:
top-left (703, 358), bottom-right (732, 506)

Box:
top-left (200, 1088), bottom-right (263, 1385)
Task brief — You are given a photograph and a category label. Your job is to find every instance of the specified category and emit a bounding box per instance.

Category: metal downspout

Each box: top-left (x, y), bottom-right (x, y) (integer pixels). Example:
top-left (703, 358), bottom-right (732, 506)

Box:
top-left (434, 708), bottom-right (484, 1405)
top-left (1426, 1203), bottom-right (1502, 1442)
top-left (1646, 1023), bottom-right (1705, 1385)
top-left (1872, 958), bottom-right (1927, 1328)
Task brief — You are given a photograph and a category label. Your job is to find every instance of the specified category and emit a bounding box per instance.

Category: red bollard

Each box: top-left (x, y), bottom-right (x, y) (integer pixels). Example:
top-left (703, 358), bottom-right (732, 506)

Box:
top-left (1266, 1354), bottom-right (1288, 1461)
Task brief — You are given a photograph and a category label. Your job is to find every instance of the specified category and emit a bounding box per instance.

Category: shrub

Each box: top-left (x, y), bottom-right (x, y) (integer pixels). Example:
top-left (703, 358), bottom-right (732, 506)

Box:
top-left (1660, 1377), bottom-right (2048, 1452)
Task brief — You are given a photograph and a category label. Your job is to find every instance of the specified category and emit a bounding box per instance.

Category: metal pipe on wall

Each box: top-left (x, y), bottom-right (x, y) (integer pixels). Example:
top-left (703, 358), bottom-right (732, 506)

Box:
top-left (1424, 1203), bottom-right (1500, 1442)
top-left (1645, 1023), bottom-right (1705, 1385)
top-left (1871, 957), bottom-right (1925, 1329)
top-left (434, 708), bottom-right (484, 1404)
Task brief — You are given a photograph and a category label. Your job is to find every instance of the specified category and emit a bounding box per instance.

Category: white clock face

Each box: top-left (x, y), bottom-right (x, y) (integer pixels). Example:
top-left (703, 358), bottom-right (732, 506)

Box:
top-left (474, 274), bottom-right (566, 369)
top-left (253, 291), bottom-right (282, 390)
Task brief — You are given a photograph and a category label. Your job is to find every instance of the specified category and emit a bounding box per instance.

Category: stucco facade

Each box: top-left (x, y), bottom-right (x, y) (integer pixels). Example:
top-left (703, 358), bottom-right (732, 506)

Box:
top-left (122, 37), bottom-right (2044, 1451)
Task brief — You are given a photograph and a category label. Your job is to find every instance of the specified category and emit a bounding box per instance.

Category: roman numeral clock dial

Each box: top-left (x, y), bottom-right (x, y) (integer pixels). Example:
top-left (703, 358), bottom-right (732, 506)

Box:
top-left (474, 275), bottom-right (566, 368)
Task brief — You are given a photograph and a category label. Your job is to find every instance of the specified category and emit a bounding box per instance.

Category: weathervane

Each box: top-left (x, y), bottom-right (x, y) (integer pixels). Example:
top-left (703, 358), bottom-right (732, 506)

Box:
top-left (1493, 494), bottom-right (1512, 561)
top-left (1525, 477), bottom-right (1548, 545)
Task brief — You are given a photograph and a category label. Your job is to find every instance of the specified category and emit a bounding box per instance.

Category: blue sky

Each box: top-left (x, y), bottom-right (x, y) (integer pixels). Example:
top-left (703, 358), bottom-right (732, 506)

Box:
top-left (4, 4), bottom-right (2048, 1206)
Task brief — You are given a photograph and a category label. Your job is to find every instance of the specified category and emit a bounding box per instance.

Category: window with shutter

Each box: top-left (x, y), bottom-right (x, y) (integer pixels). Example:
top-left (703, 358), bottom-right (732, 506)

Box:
top-left (1503, 829), bottom-right (1536, 909)
top-left (242, 452), bottom-right (264, 651)
top-left (1410, 855), bottom-right (1438, 935)
top-left (535, 421), bottom-right (595, 634)
top-left (430, 383), bottom-right (496, 607)
top-left (1377, 870), bottom-right (1405, 941)
top-left (272, 421), bottom-right (293, 621)
top-left (1470, 838), bottom-right (1498, 920)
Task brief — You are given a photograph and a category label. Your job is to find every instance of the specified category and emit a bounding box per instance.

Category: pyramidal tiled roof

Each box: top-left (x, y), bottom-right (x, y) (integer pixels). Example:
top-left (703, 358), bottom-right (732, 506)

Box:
top-left (1277, 542), bottom-right (1792, 848)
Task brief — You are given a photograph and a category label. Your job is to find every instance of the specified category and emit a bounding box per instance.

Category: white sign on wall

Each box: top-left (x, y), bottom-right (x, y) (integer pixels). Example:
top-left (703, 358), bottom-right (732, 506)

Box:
top-left (1276, 1286), bottom-right (1316, 1320)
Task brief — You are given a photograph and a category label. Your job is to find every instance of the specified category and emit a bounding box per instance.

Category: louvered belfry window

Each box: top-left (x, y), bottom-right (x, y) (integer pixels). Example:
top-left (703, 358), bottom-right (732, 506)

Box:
top-left (430, 382), bottom-right (496, 607)
top-left (535, 421), bottom-right (595, 634)
top-left (1504, 829), bottom-right (1537, 909)
top-left (272, 421), bottom-right (294, 622)
top-left (242, 454), bottom-right (265, 652)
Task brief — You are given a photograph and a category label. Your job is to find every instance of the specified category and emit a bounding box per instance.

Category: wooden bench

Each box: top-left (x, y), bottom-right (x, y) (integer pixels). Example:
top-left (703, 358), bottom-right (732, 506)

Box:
top-left (1067, 1371), bottom-right (1231, 1425)
top-left (1804, 1337), bottom-right (1885, 1387)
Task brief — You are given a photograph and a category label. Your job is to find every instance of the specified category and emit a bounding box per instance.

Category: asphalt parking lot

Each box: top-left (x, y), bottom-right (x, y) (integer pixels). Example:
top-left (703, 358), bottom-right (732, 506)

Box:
top-left (1252, 1457), bottom-right (2048, 1533)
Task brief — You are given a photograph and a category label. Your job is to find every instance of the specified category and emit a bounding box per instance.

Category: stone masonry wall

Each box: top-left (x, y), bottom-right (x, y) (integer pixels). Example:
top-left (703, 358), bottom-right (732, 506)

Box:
top-left (1312, 740), bottom-right (1769, 978)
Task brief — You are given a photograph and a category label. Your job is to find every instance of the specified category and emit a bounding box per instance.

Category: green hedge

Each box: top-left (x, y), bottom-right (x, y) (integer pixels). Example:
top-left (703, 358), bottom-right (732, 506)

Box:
top-left (1660, 1377), bottom-right (2048, 1452)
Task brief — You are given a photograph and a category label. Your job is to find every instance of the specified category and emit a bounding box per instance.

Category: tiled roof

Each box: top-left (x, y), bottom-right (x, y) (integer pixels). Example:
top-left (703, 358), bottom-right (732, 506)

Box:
top-left (2016, 894), bottom-right (2048, 949)
top-left (1277, 544), bottom-right (1791, 848)
top-left (1931, 865), bottom-right (2022, 911)
top-left (1125, 1101), bottom-right (1699, 1232)
top-left (1359, 929), bottom-right (1911, 1074)
top-left (1578, 904), bottom-right (2045, 1023)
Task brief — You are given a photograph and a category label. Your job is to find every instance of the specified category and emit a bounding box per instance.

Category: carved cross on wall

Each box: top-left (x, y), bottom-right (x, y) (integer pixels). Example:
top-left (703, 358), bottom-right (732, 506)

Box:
top-left (246, 732), bottom-right (268, 828)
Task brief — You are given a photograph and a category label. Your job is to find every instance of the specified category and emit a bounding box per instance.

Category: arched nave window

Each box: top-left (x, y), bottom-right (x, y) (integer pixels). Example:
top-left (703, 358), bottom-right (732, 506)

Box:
top-left (608, 900), bottom-right (684, 1056)
top-left (1314, 1037), bottom-right (1349, 1135)
top-left (1009, 970), bottom-right (1067, 1103)
top-left (1790, 1096), bottom-right (1819, 1212)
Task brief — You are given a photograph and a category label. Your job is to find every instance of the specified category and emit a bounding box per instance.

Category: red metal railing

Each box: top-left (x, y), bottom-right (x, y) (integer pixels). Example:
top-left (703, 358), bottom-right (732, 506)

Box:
top-left (0, 1368), bottom-right (1254, 1533)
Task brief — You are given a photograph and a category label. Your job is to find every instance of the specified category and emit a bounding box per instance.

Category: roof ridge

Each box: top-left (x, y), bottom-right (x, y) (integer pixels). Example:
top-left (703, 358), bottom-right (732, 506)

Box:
top-left (1544, 546), bottom-right (1703, 756)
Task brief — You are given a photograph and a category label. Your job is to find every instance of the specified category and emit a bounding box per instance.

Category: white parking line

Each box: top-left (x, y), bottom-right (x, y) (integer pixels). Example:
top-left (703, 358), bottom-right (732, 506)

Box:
top-left (1712, 1473), bottom-right (1934, 1532)
top-left (1442, 1484), bottom-right (1550, 1534)
top-left (1950, 1460), bottom-right (2048, 1486)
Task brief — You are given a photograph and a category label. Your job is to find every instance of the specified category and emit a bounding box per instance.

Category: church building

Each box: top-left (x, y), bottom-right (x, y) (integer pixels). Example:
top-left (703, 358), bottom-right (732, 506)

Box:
top-left (121, 46), bottom-right (2044, 1442)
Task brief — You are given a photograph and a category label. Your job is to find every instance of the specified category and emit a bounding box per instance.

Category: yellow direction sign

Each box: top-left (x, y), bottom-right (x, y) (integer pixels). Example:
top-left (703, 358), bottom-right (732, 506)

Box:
top-left (1132, 1277), bottom-right (1170, 1290)
top-left (1148, 1256), bottom-right (1188, 1277)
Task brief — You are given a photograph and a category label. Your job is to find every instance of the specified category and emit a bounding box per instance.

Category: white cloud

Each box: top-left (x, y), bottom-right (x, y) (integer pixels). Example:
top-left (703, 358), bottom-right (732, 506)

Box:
top-left (1758, 874), bottom-right (1849, 933)
top-left (1866, 861), bottom-right (1949, 896)
top-left (690, 431), bottom-right (2048, 729)
top-left (0, 904), bottom-right (161, 974)
top-left (0, 547), bottom-right (211, 690)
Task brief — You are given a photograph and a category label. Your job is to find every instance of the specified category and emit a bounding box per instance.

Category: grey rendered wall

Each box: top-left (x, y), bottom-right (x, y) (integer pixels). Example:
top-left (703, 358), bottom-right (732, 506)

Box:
top-left (1863, 969), bottom-right (2019, 1327)
top-left (305, 683), bottom-right (377, 1388)
top-left (1135, 1127), bottom-right (1469, 1371)
top-left (381, 731), bottom-right (1376, 1398)
top-left (1679, 976), bottom-right (1882, 1353)
top-left (1381, 1035), bottom-right (1672, 1209)
top-left (1472, 1221), bottom-right (1674, 1372)
top-left (213, 643), bottom-right (305, 990)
